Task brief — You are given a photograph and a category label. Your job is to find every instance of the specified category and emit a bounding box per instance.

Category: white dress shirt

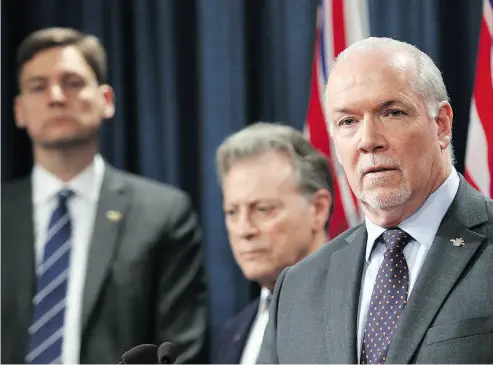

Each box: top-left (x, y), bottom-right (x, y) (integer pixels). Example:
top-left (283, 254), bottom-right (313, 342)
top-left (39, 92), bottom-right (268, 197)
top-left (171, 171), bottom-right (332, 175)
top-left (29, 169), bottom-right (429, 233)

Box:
top-left (240, 287), bottom-right (272, 365)
top-left (32, 154), bottom-right (105, 364)
top-left (356, 168), bottom-right (460, 360)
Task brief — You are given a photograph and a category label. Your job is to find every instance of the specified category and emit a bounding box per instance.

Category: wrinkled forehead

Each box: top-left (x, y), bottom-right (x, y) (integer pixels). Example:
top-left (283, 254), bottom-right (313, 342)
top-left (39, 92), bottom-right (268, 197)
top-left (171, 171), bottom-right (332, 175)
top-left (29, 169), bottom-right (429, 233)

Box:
top-left (223, 151), bottom-right (300, 201)
top-left (331, 51), bottom-right (413, 88)
top-left (326, 51), bottom-right (418, 108)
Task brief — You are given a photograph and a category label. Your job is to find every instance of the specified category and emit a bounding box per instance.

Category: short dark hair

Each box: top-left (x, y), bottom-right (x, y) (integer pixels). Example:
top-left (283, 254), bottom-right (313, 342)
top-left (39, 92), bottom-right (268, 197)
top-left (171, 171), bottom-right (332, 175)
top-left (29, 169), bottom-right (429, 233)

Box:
top-left (17, 27), bottom-right (107, 84)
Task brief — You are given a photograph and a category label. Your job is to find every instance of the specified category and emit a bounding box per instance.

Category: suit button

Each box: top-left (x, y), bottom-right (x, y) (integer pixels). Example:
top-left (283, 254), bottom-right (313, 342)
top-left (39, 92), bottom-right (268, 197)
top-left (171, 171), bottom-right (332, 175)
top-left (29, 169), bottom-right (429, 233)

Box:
top-left (234, 333), bottom-right (241, 342)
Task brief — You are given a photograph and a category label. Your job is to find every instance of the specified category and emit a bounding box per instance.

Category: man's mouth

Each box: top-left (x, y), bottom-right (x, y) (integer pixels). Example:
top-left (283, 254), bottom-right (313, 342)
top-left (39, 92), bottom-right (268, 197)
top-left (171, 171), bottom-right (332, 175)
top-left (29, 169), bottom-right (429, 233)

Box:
top-left (364, 166), bottom-right (397, 175)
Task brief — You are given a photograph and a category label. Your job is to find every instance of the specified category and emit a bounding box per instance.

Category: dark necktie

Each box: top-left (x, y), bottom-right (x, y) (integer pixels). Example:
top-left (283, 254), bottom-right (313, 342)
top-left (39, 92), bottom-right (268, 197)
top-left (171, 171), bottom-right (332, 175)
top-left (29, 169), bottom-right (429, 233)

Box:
top-left (26, 189), bottom-right (74, 364)
top-left (361, 228), bottom-right (412, 364)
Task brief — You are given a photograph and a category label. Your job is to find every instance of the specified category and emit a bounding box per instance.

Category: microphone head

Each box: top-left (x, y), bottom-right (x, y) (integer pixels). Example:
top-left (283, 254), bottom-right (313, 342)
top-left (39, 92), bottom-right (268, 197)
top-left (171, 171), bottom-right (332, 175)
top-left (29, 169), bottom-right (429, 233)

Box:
top-left (157, 342), bottom-right (177, 364)
top-left (122, 343), bottom-right (158, 364)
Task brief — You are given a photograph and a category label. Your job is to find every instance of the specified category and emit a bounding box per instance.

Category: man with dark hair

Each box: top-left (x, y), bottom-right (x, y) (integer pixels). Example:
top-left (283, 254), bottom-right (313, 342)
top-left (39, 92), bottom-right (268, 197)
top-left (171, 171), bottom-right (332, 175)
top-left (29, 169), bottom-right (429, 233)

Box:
top-left (1, 27), bottom-right (208, 364)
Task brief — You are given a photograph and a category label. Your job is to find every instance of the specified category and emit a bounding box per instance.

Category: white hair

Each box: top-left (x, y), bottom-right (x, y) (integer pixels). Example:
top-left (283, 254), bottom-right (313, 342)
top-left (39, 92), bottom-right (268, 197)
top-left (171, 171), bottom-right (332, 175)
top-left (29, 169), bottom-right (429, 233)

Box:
top-left (325, 37), bottom-right (455, 164)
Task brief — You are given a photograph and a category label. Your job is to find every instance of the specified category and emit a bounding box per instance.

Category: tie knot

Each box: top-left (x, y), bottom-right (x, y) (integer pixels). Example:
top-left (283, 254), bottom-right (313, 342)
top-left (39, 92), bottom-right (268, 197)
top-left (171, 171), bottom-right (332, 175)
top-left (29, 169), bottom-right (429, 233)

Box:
top-left (58, 188), bottom-right (74, 203)
top-left (382, 228), bottom-right (412, 252)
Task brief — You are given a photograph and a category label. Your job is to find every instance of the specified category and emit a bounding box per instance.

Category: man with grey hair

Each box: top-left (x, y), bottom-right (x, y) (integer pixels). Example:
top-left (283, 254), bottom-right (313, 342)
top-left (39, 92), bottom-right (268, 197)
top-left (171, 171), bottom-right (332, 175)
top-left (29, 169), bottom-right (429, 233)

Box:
top-left (212, 122), bottom-right (334, 364)
top-left (258, 37), bottom-right (493, 364)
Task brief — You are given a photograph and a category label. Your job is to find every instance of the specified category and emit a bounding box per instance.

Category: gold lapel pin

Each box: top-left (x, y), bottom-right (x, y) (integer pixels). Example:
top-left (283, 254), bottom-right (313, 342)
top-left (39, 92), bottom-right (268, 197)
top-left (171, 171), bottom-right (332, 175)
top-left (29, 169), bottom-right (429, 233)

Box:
top-left (450, 237), bottom-right (465, 247)
top-left (106, 210), bottom-right (122, 223)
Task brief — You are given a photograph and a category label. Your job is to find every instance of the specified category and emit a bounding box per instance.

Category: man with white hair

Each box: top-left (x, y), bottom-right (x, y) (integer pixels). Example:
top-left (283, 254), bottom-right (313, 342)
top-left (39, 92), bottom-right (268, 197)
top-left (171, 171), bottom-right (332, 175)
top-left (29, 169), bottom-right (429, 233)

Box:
top-left (257, 37), bottom-right (493, 364)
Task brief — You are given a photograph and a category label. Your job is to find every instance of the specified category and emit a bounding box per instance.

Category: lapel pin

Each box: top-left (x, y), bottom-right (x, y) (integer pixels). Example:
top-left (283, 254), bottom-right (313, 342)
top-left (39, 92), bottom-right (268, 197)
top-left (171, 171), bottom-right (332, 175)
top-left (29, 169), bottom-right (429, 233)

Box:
top-left (450, 237), bottom-right (465, 247)
top-left (106, 210), bottom-right (122, 223)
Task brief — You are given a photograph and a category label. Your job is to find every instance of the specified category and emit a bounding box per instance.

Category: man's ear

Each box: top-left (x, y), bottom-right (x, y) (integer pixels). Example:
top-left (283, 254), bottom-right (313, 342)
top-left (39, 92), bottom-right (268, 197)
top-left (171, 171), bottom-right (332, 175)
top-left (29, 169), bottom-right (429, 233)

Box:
top-left (14, 95), bottom-right (27, 129)
top-left (99, 84), bottom-right (115, 119)
top-left (310, 189), bottom-right (333, 231)
top-left (435, 102), bottom-right (453, 151)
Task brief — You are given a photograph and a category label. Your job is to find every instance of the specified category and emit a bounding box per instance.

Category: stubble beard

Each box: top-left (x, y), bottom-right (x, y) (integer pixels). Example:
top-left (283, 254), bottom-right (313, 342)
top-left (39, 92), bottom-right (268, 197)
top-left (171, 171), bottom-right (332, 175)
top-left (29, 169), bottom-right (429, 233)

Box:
top-left (358, 178), bottom-right (412, 210)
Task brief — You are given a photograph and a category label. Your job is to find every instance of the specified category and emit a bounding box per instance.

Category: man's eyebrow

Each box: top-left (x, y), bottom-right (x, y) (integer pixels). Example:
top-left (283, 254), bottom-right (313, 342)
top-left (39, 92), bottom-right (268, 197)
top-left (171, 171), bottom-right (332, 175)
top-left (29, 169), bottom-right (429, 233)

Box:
top-left (23, 76), bottom-right (46, 84)
top-left (379, 100), bottom-right (403, 109)
top-left (332, 107), bottom-right (357, 115)
top-left (332, 100), bottom-right (405, 115)
top-left (24, 71), bottom-right (85, 82)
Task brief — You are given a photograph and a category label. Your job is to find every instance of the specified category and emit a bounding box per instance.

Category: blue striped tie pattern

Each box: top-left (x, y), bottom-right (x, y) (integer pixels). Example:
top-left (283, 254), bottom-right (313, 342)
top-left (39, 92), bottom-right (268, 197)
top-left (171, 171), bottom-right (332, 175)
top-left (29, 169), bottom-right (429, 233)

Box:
top-left (26, 189), bottom-right (74, 364)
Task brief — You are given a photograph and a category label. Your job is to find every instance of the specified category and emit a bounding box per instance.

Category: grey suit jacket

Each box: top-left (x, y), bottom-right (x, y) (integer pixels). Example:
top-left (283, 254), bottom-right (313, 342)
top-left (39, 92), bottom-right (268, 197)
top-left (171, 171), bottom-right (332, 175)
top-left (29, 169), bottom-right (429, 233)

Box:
top-left (257, 176), bottom-right (493, 364)
top-left (1, 165), bottom-right (208, 364)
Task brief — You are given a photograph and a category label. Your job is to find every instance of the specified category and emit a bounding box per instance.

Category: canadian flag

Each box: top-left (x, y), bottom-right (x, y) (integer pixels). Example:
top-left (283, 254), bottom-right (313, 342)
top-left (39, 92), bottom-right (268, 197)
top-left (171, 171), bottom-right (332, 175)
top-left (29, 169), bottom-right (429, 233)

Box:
top-left (304, 0), bottom-right (370, 237)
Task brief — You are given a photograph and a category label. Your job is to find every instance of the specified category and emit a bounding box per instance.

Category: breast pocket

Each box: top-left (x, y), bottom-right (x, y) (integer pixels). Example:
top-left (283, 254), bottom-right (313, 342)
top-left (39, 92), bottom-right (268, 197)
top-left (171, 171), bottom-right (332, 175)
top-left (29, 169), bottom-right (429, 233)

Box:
top-left (424, 317), bottom-right (493, 345)
top-left (417, 317), bottom-right (493, 363)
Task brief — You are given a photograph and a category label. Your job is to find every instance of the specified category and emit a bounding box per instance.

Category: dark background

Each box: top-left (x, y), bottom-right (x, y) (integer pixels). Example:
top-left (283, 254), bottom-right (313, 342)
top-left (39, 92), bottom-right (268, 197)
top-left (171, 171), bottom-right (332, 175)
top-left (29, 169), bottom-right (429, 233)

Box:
top-left (2, 0), bottom-right (483, 350)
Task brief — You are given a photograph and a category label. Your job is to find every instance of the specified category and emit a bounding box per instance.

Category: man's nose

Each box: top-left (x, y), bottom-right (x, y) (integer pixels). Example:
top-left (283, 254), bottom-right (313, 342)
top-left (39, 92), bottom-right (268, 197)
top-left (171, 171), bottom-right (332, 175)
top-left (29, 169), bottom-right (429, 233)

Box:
top-left (357, 116), bottom-right (387, 153)
top-left (48, 84), bottom-right (67, 105)
top-left (236, 212), bottom-right (259, 240)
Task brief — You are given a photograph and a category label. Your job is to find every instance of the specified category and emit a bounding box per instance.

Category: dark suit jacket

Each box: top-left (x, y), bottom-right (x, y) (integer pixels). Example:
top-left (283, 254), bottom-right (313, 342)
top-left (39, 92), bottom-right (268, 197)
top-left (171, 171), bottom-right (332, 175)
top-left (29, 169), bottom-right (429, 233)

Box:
top-left (212, 299), bottom-right (260, 364)
top-left (1, 165), bottom-right (208, 364)
top-left (258, 175), bottom-right (493, 364)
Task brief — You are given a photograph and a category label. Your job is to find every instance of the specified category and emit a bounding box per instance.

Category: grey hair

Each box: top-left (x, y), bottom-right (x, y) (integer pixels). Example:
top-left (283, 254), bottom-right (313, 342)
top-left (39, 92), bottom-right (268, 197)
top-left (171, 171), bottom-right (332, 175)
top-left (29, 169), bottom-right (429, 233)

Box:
top-left (216, 122), bottom-right (334, 218)
top-left (326, 37), bottom-right (455, 164)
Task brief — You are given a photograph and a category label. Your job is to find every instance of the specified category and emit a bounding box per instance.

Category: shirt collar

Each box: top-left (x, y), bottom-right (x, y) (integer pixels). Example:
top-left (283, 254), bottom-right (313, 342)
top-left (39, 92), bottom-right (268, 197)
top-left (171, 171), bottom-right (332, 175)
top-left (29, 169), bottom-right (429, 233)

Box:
top-left (32, 154), bottom-right (105, 204)
top-left (259, 287), bottom-right (273, 312)
top-left (364, 167), bottom-right (460, 263)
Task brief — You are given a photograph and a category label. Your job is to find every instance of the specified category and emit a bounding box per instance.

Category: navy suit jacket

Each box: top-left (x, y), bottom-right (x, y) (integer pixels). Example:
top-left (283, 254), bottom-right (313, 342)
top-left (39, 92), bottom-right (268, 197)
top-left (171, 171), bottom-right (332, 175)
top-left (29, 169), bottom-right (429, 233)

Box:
top-left (212, 298), bottom-right (260, 364)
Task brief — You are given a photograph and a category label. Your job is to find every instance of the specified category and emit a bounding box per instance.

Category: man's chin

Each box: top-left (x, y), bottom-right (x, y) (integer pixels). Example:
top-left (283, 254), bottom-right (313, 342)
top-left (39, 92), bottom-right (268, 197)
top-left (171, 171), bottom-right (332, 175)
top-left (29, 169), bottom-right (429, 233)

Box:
top-left (36, 135), bottom-right (96, 150)
top-left (360, 188), bottom-right (412, 210)
top-left (243, 267), bottom-right (274, 282)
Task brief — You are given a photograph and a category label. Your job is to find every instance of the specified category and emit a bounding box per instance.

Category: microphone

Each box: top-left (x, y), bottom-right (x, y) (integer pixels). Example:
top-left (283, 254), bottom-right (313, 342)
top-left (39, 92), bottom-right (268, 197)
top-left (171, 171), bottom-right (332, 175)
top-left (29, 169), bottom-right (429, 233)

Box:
top-left (120, 343), bottom-right (158, 364)
top-left (157, 342), bottom-right (177, 364)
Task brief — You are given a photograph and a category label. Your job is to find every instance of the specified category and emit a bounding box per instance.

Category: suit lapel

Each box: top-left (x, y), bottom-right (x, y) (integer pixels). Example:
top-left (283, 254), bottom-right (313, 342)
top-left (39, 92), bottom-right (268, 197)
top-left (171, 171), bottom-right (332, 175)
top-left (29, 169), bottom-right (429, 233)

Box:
top-left (3, 179), bottom-right (36, 356)
top-left (15, 179), bottom-right (36, 314)
top-left (386, 178), bottom-right (488, 364)
top-left (324, 226), bottom-right (367, 364)
top-left (81, 167), bottom-right (129, 334)
top-left (230, 299), bottom-right (260, 363)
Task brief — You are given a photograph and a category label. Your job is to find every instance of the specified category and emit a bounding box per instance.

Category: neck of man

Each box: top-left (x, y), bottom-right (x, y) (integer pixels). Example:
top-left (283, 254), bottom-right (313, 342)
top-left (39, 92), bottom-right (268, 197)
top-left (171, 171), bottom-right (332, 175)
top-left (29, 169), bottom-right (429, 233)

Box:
top-left (263, 230), bottom-right (329, 291)
top-left (34, 142), bottom-right (98, 182)
top-left (312, 229), bottom-right (329, 249)
top-left (363, 162), bottom-right (453, 228)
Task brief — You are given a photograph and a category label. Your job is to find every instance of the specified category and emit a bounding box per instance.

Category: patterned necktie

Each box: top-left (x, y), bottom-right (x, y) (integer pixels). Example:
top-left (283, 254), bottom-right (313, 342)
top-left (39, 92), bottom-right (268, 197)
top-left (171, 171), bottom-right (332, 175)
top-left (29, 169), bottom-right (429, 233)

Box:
top-left (26, 189), bottom-right (74, 364)
top-left (361, 228), bottom-right (412, 365)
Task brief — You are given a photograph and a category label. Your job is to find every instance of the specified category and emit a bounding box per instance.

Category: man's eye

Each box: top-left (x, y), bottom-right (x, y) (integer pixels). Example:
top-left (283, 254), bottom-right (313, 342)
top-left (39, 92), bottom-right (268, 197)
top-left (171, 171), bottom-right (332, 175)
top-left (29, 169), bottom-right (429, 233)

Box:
top-left (338, 118), bottom-right (357, 127)
top-left (386, 109), bottom-right (406, 117)
top-left (29, 85), bottom-right (45, 92)
top-left (64, 79), bottom-right (85, 89)
top-left (256, 206), bottom-right (272, 213)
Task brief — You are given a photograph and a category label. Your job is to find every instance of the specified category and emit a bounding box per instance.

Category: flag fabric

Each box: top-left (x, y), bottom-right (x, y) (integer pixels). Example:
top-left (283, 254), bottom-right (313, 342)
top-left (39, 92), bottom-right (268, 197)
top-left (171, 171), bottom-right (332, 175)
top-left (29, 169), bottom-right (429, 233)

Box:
top-left (305, 0), bottom-right (370, 238)
top-left (465, 0), bottom-right (493, 198)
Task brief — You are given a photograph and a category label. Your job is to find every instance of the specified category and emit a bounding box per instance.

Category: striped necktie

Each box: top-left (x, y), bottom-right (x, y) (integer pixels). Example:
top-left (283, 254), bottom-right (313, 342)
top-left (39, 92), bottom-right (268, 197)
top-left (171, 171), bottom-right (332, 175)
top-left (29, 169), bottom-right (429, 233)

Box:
top-left (26, 188), bottom-right (74, 364)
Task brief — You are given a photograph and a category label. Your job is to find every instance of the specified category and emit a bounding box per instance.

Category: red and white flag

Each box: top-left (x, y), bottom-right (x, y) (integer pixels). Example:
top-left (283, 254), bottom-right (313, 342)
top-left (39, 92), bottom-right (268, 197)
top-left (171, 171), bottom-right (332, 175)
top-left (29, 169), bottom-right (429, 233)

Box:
top-left (305, 0), bottom-right (370, 238)
top-left (465, 0), bottom-right (493, 198)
